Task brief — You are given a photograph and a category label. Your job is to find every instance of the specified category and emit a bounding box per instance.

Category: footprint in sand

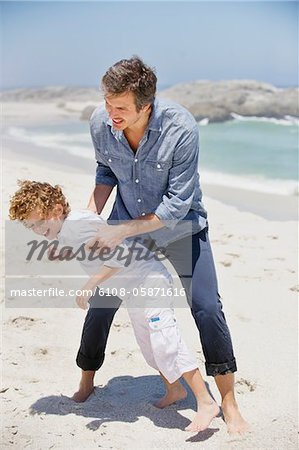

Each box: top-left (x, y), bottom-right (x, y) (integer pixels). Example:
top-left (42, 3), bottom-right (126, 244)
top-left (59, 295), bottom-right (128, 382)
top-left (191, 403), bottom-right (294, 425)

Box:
top-left (111, 348), bottom-right (136, 358)
top-left (236, 315), bottom-right (251, 323)
top-left (0, 387), bottom-right (9, 394)
top-left (235, 378), bottom-right (257, 394)
top-left (33, 348), bottom-right (49, 357)
top-left (219, 260), bottom-right (232, 267)
top-left (290, 285), bottom-right (299, 292)
top-left (226, 253), bottom-right (240, 258)
top-left (113, 322), bottom-right (131, 332)
top-left (9, 316), bottom-right (44, 331)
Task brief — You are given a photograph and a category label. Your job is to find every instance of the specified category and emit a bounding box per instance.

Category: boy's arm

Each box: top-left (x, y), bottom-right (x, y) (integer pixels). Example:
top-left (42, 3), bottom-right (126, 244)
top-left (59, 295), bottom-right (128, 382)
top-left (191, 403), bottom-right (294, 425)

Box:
top-left (76, 265), bottom-right (121, 310)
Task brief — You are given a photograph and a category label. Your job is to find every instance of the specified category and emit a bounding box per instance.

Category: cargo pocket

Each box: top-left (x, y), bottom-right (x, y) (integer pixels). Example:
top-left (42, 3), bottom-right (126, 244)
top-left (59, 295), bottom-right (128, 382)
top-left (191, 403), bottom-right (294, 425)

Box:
top-left (148, 314), bottom-right (182, 383)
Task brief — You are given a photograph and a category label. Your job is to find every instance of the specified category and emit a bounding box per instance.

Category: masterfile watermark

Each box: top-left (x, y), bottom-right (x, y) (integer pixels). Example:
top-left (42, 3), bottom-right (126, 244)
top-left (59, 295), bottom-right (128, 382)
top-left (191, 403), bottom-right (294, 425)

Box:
top-left (5, 219), bottom-right (193, 308)
top-left (25, 237), bottom-right (168, 266)
top-left (9, 287), bottom-right (94, 298)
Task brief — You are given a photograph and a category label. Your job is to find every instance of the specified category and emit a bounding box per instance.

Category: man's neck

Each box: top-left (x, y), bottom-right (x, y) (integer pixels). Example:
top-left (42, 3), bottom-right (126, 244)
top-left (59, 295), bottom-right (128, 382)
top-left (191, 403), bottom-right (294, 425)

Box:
top-left (124, 107), bottom-right (152, 139)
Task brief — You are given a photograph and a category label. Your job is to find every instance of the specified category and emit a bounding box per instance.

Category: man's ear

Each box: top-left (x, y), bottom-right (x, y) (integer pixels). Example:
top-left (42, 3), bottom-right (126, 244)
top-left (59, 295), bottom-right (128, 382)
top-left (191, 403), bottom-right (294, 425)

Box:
top-left (142, 103), bottom-right (151, 113)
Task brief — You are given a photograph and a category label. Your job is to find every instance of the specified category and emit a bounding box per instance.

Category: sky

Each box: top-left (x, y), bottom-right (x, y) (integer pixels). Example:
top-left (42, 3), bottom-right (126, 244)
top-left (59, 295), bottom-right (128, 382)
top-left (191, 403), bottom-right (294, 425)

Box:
top-left (0, 1), bottom-right (298, 89)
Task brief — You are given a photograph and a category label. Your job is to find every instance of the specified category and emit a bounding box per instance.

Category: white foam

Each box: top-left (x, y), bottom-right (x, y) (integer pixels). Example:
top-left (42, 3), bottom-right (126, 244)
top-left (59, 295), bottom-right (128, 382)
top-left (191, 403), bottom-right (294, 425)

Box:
top-left (231, 112), bottom-right (299, 126)
top-left (7, 126), bottom-right (93, 160)
top-left (198, 118), bottom-right (209, 126)
top-left (201, 169), bottom-right (298, 197)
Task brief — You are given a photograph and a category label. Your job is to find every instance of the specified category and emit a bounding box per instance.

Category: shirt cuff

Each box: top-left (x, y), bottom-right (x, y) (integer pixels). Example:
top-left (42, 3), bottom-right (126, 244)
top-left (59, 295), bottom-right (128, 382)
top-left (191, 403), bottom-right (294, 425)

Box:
top-left (95, 173), bottom-right (118, 187)
top-left (154, 203), bottom-right (180, 230)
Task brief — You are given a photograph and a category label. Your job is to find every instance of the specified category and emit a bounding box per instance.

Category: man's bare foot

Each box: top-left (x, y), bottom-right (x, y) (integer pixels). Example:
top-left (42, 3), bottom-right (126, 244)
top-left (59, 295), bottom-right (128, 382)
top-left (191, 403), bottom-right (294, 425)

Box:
top-left (222, 400), bottom-right (249, 435)
top-left (72, 370), bottom-right (95, 403)
top-left (154, 384), bottom-right (187, 408)
top-left (185, 400), bottom-right (220, 432)
top-left (72, 383), bottom-right (94, 402)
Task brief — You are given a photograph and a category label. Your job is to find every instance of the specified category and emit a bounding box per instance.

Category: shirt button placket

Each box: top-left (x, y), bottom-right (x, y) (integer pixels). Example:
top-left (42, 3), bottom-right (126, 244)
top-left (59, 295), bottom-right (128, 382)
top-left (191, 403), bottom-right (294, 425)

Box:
top-left (133, 156), bottom-right (142, 214)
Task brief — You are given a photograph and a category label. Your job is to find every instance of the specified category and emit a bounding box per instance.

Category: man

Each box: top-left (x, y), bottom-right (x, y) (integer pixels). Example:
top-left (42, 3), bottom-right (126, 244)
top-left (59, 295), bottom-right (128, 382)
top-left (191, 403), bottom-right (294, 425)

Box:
top-left (74, 56), bottom-right (248, 434)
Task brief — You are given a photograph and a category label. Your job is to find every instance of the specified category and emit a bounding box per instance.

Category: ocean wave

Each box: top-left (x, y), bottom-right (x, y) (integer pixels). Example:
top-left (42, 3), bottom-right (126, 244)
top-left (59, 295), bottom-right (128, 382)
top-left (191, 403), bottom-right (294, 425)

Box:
top-left (7, 126), bottom-right (93, 159)
top-left (198, 118), bottom-right (209, 126)
top-left (230, 113), bottom-right (299, 126)
top-left (201, 170), bottom-right (298, 197)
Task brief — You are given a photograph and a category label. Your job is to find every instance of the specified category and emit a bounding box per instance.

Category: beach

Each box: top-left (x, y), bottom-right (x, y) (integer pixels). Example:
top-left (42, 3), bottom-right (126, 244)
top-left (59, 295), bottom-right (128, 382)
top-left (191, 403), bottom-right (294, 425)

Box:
top-left (1, 100), bottom-right (298, 449)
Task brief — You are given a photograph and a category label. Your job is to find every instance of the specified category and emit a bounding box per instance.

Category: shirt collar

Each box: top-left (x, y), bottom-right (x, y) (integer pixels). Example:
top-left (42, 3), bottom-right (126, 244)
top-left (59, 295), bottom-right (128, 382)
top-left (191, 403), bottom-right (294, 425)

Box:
top-left (147, 99), bottom-right (162, 132)
top-left (106, 117), bottom-right (120, 138)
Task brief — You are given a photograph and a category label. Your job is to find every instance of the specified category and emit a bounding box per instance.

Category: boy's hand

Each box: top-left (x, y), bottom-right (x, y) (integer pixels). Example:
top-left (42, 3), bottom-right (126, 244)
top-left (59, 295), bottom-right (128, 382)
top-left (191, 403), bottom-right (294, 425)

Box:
top-left (76, 291), bottom-right (93, 310)
top-left (76, 267), bottom-right (121, 309)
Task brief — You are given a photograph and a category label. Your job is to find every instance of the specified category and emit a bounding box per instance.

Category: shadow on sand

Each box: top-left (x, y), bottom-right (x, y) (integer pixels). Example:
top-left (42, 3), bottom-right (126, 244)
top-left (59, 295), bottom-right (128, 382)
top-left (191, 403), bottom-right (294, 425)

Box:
top-left (30, 375), bottom-right (220, 441)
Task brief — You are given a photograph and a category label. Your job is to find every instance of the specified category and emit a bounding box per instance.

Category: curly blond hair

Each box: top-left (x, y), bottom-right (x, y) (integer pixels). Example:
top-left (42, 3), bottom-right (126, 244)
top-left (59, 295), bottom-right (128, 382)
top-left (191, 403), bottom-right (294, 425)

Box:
top-left (9, 180), bottom-right (71, 221)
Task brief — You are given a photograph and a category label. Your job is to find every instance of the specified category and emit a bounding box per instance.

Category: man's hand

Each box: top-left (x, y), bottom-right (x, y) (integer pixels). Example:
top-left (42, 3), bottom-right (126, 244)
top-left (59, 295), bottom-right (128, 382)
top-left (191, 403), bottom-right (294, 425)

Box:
top-left (86, 224), bottom-right (126, 252)
top-left (86, 213), bottom-right (163, 254)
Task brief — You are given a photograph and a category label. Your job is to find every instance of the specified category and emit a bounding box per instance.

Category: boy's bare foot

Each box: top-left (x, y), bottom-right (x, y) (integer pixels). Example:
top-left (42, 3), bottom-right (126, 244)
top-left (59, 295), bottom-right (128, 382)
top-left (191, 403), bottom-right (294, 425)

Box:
top-left (185, 400), bottom-right (220, 432)
top-left (154, 383), bottom-right (187, 408)
top-left (222, 400), bottom-right (250, 435)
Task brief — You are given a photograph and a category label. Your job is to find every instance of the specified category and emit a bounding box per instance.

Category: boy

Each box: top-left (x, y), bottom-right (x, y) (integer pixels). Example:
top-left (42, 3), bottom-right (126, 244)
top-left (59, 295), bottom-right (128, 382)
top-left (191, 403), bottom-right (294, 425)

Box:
top-left (9, 180), bottom-right (220, 433)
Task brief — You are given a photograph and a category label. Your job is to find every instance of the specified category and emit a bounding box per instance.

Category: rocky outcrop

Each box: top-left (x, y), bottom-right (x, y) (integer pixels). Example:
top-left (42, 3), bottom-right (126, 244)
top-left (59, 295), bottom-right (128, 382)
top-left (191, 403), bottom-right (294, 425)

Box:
top-left (159, 80), bottom-right (299, 122)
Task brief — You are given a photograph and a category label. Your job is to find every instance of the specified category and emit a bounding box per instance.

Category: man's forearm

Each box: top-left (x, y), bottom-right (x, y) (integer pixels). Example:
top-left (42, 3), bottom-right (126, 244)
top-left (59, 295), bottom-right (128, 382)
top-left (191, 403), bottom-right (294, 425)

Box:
top-left (87, 184), bottom-right (114, 214)
top-left (119, 213), bottom-right (164, 239)
top-left (85, 213), bottom-right (165, 251)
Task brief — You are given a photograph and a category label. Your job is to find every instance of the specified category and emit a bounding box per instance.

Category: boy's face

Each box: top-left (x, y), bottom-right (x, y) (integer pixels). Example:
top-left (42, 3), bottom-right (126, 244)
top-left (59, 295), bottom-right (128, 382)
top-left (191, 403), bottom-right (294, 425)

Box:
top-left (23, 207), bottom-right (63, 240)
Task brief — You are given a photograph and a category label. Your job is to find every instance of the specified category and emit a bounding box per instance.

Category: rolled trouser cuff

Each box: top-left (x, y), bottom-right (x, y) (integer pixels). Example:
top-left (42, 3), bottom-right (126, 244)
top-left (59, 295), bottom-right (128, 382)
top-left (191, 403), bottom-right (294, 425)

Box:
top-left (205, 358), bottom-right (237, 376)
top-left (76, 351), bottom-right (105, 371)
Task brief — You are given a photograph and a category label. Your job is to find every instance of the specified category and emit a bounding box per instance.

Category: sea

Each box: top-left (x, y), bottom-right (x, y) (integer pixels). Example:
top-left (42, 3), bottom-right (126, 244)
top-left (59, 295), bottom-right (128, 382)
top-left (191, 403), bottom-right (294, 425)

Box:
top-left (5, 114), bottom-right (298, 197)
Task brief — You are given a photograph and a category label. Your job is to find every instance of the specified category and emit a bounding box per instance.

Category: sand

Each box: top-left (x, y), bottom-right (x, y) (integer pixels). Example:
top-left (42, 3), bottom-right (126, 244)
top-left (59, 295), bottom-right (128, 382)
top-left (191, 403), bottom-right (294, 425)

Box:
top-left (1, 101), bottom-right (298, 449)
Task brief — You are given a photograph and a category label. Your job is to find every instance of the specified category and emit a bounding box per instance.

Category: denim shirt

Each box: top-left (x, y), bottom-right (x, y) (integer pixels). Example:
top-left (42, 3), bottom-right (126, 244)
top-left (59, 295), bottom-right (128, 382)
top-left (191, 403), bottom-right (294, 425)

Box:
top-left (90, 98), bottom-right (207, 246)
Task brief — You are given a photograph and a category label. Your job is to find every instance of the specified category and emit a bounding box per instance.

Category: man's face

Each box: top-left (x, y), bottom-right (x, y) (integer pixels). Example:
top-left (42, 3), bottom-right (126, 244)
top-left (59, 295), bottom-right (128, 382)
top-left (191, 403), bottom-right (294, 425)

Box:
top-left (104, 91), bottom-right (150, 131)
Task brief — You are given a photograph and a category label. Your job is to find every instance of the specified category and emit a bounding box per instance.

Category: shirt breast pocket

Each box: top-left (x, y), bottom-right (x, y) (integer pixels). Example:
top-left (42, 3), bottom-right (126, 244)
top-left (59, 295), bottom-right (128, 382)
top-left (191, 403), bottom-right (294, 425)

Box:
top-left (146, 160), bottom-right (172, 172)
top-left (145, 159), bottom-right (172, 189)
top-left (105, 154), bottom-right (132, 182)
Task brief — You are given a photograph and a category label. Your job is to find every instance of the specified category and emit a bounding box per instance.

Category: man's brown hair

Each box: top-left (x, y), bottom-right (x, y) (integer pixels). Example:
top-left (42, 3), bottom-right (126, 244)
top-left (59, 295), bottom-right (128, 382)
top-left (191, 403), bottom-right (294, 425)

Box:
top-left (101, 56), bottom-right (157, 111)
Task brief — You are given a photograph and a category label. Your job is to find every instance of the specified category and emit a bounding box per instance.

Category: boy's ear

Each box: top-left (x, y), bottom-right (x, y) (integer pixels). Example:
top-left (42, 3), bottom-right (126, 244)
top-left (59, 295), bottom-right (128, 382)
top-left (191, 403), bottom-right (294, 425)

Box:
top-left (54, 204), bottom-right (64, 217)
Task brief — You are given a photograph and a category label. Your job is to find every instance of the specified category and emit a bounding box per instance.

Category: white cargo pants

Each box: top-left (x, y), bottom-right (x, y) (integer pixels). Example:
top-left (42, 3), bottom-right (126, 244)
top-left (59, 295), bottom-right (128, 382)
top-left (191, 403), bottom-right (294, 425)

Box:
top-left (126, 273), bottom-right (198, 384)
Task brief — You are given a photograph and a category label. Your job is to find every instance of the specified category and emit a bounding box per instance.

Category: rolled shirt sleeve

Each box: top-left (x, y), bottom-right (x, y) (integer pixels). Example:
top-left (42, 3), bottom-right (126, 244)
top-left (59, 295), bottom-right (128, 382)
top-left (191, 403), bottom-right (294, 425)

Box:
top-left (90, 122), bottom-right (118, 187)
top-left (154, 125), bottom-right (199, 229)
top-left (95, 159), bottom-right (118, 187)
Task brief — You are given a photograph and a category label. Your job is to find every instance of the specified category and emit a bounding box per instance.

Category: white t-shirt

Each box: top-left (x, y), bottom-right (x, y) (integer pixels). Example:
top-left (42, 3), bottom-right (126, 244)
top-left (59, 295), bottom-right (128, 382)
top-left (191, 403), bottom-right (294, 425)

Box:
top-left (57, 209), bottom-right (170, 299)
